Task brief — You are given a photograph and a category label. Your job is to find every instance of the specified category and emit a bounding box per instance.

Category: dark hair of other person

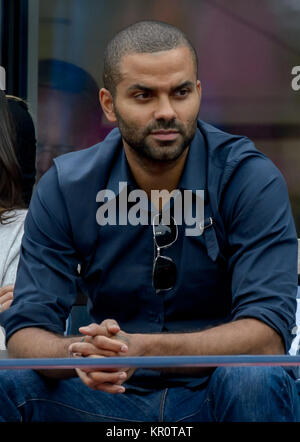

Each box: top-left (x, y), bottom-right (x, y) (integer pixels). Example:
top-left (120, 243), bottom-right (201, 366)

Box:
top-left (103, 20), bottom-right (198, 97)
top-left (7, 95), bottom-right (36, 206)
top-left (0, 91), bottom-right (24, 224)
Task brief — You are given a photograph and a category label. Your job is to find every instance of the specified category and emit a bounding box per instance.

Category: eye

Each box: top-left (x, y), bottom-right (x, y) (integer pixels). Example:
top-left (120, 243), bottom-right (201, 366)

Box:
top-left (134, 91), bottom-right (151, 100)
top-left (174, 88), bottom-right (190, 98)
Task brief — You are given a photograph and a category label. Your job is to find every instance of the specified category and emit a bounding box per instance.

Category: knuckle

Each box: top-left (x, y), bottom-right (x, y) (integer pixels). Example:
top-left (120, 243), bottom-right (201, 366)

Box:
top-left (87, 379), bottom-right (96, 389)
top-left (85, 375), bottom-right (97, 388)
top-left (94, 335), bottom-right (104, 346)
top-left (88, 323), bottom-right (99, 332)
top-left (84, 335), bottom-right (92, 344)
top-left (103, 351), bottom-right (116, 357)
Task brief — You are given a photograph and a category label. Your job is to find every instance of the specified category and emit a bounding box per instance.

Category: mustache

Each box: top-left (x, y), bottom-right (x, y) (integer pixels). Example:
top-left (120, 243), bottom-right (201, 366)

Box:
top-left (145, 119), bottom-right (184, 134)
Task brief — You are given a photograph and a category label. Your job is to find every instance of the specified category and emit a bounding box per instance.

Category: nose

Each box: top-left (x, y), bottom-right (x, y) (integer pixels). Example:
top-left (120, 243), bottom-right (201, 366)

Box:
top-left (153, 96), bottom-right (177, 121)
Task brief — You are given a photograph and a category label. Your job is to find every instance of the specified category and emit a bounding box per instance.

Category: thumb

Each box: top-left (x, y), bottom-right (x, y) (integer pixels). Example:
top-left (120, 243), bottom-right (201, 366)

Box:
top-left (79, 320), bottom-right (121, 337)
top-left (79, 323), bottom-right (103, 336)
top-left (102, 319), bottom-right (121, 334)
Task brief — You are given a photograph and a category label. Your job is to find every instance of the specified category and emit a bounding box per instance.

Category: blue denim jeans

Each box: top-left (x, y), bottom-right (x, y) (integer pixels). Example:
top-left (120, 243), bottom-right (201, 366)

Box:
top-left (0, 366), bottom-right (299, 422)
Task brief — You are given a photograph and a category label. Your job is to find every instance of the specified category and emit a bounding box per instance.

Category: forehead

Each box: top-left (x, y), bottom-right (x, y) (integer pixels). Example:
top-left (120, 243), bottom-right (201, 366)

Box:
top-left (118, 46), bottom-right (196, 89)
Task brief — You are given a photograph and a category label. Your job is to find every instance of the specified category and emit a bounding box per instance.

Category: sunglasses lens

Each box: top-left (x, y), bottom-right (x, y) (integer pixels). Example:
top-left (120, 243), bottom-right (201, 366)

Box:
top-left (154, 217), bottom-right (177, 248)
top-left (153, 256), bottom-right (177, 290)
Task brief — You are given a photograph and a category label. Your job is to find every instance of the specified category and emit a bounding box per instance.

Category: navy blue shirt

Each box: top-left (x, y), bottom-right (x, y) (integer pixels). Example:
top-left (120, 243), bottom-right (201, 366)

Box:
top-left (1, 120), bottom-right (298, 389)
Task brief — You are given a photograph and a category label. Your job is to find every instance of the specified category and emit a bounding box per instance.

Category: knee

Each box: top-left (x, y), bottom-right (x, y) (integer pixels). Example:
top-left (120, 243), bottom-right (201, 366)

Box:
top-left (210, 366), bottom-right (300, 421)
top-left (0, 369), bottom-right (43, 401)
top-left (0, 370), bottom-right (48, 422)
top-left (212, 366), bottom-right (291, 395)
top-left (0, 369), bottom-right (21, 392)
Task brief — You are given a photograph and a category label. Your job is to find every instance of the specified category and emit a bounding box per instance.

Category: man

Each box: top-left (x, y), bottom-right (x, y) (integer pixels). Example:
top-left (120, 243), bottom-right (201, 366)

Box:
top-left (0, 20), bottom-right (299, 422)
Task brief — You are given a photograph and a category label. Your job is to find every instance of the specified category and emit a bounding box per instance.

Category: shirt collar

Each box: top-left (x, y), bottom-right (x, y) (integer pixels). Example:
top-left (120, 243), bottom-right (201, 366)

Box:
top-left (105, 143), bottom-right (137, 197)
top-left (178, 126), bottom-right (207, 193)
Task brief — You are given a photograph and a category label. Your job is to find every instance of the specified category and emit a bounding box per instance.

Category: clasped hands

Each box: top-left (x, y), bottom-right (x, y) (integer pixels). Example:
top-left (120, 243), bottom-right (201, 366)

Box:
top-left (68, 319), bottom-right (137, 394)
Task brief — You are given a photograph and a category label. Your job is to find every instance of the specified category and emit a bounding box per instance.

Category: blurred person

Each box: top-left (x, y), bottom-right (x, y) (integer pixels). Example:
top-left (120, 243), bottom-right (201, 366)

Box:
top-left (37, 59), bottom-right (113, 181)
top-left (0, 93), bottom-right (33, 348)
top-left (0, 94), bottom-right (36, 346)
top-left (0, 21), bottom-right (299, 422)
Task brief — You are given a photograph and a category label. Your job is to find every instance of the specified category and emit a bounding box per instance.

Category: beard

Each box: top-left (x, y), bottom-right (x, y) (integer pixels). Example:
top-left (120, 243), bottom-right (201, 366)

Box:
top-left (114, 107), bottom-right (198, 162)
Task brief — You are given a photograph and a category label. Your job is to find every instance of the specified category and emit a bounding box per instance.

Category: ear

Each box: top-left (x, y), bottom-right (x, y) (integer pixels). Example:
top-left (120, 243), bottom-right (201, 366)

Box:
top-left (99, 88), bottom-right (117, 122)
top-left (196, 80), bottom-right (202, 105)
top-left (196, 80), bottom-right (202, 96)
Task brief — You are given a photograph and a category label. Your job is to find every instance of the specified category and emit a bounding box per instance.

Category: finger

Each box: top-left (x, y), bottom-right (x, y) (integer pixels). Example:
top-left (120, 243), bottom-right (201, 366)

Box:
top-left (76, 368), bottom-right (126, 393)
top-left (94, 383), bottom-right (126, 394)
top-left (0, 292), bottom-right (14, 304)
top-left (73, 355), bottom-right (121, 374)
top-left (1, 299), bottom-right (13, 311)
top-left (79, 323), bottom-right (110, 337)
top-left (100, 319), bottom-right (120, 334)
top-left (88, 370), bottom-right (127, 385)
top-left (92, 335), bottom-right (128, 353)
top-left (80, 366), bottom-right (120, 374)
top-left (79, 320), bottom-right (120, 337)
top-left (69, 342), bottom-right (120, 358)
top-left (69, 336), bottom-right (127, 355)
top-left (0, 285), bottom-right (14, 296)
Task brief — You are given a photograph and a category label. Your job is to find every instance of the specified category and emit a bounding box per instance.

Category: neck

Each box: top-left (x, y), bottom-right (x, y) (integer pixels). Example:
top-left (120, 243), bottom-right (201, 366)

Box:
top-left (123, 143), bottom-right (189, 210)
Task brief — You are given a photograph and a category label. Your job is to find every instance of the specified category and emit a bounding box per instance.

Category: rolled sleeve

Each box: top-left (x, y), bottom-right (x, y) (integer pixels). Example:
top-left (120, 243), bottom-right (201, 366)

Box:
top-left (0, 167), bottom-right (81, 342)
top-left (222, 156), bottom-right (298, 352)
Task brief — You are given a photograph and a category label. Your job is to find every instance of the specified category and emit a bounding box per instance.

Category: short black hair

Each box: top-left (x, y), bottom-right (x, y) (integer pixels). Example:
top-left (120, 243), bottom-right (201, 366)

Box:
top-left (103, 20), bottom-right (198, 96)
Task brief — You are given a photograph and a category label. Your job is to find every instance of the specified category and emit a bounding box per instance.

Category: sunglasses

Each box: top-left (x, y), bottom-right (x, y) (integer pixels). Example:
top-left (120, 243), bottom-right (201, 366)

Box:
top-left (152, 213), bottom-right (178, 291)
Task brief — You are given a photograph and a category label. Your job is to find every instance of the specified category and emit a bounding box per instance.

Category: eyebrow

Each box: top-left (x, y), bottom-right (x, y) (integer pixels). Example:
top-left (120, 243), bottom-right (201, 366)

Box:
top-left (127, 81), bottom-right (195, 93)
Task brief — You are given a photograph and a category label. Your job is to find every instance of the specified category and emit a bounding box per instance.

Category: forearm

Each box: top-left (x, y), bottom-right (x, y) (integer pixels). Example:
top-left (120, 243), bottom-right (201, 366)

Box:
top-left (132, 318), bottom-right (284, 376)
top-left (138, 318), bottom-right (285, 357)
top-left (7, 327), bottom-right (82, 379)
